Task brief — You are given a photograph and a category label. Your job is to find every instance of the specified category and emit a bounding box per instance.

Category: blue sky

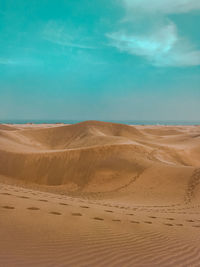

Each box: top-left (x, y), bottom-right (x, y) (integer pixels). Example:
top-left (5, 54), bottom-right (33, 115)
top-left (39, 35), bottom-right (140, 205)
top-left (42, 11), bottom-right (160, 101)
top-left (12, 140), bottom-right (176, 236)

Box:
top-left (0, 0), bottom-right (200, 121)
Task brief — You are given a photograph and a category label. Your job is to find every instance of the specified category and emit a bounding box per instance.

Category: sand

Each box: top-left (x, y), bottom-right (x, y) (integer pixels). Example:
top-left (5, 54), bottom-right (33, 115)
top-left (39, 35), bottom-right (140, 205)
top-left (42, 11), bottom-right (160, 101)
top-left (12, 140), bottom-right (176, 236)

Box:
top-left (0, 121), bottom-right (200, 266)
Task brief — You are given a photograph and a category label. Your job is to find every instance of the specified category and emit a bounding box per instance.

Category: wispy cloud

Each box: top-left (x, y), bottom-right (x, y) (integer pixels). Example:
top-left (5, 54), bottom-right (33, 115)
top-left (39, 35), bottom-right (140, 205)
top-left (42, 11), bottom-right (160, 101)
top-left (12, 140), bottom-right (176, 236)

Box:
top-left (123, 0), bottom-right (200, 14)
top-left (107, 22), bottom-right (200, 67)
top-left (43, 21), bottom-right (97, 50)
top-left (0, 58), bottom-right (43, 66)
top-left (107, 0), bottom-right (200, 67)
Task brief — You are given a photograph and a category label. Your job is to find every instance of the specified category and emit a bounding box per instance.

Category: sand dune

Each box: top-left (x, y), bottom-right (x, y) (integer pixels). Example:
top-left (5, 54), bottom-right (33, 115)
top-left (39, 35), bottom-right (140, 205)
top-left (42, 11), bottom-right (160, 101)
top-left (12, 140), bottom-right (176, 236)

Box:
top-left (0, 124), bottom-right (18, 131)
top-left (0, 121), bottom-right (200, 266)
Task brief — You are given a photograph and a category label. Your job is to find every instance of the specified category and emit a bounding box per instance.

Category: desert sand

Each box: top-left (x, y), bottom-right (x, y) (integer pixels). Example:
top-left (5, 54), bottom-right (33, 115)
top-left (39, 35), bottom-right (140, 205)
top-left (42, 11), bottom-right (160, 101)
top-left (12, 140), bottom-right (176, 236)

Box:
top-left (0, 120), bottom-right (200, 266)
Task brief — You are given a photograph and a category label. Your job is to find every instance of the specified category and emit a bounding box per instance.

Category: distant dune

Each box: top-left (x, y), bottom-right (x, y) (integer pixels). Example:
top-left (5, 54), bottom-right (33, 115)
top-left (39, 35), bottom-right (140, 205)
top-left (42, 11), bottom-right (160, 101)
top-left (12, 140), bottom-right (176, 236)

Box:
top-left (0, 121), bottom-right (199, 202)
top-left (0, 124), bottom-right (18, 131)
top-left (0, 121), bottom-right (200, 266)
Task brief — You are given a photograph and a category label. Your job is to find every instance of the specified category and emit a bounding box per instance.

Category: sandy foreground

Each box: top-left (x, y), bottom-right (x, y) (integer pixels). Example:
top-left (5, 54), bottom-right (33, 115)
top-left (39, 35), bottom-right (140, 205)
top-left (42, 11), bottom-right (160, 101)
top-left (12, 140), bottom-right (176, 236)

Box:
top-left (0, 121), bottom-right (200, 266)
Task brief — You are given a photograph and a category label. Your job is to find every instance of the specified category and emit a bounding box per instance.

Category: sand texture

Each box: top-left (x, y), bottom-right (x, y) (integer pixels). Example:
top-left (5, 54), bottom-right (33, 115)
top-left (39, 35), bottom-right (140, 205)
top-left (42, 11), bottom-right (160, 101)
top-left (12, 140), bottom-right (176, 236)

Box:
top-left (0, 121), bottom-right (200, 266)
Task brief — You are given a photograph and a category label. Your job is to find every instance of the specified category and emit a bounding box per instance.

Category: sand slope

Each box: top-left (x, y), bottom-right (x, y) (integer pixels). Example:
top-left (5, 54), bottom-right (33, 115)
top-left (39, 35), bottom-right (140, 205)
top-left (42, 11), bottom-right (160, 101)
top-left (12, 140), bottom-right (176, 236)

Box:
top-left (0, 121), bottom-right (200, 266)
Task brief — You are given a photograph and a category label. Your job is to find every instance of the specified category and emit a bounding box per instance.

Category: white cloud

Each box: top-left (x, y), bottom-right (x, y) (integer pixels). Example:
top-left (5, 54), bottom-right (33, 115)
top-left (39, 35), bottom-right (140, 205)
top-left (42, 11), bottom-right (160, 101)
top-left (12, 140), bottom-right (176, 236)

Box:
top-left (123, 0), bottom-right (200, 14)
top-left (107, 0), bottom-right (200, 67)
top-left (43, 21), bottom-right (97, 50)
top-left (107, 22), bottom-right (200, 67)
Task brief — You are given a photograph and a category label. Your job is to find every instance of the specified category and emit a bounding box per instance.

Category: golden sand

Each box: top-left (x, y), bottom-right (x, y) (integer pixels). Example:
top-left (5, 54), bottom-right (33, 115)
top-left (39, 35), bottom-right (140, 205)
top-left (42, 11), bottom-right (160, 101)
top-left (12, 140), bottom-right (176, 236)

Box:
top-left (0, 121), bottom-right (200, 266)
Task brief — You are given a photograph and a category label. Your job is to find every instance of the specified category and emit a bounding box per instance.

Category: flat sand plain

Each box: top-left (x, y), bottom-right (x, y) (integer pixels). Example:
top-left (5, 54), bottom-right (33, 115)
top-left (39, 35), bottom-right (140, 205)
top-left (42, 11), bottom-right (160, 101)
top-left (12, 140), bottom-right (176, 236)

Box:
top-left (0, 121), bottom-right (200, 266)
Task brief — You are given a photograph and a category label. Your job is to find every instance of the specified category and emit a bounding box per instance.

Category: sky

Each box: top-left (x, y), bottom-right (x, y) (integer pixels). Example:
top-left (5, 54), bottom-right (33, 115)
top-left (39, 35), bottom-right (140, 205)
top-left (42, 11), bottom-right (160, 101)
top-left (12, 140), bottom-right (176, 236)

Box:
top-left (0, 0), bottom-right (200, 122)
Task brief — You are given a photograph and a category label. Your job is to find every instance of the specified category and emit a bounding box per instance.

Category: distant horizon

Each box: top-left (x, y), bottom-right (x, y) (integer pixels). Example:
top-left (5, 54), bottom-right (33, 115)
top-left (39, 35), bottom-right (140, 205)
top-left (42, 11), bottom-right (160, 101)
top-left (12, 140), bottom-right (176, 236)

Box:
top-left (0, 119), bottom-right (200, 126)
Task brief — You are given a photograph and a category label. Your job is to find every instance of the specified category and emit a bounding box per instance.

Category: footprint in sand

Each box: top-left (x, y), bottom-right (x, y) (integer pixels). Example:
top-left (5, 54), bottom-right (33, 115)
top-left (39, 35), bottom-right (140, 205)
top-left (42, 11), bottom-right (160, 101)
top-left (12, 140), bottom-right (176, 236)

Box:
top-left (0, 192), bottom-right (11, 196)
top-left (148, 216), bottom-right (157, 219)
top-left (93, 217), bottom-right (104, 221)
top-left (71, 213), bottom-right (82, 216)
top-left (186, 220), bottom-right (195, 222)
top-left (112, 219), bottom-right (121, 222)
top-left (165, 218), bottom-right (175, 221)
top-left (176, 224), bottom-right (183, 226)
top-left (126, 213), bottom-right (134, 216)
top-left (193, 225), bottom-right (200, 228)
top-left (164, 223), bottom-right (173, 226)
top-left (104, 210), bottom-right (113, 213)
top-left (59, 203), bottom-right (69, 206)
top-left (49, 211), bottom-right (62, 215)
top-left (38, 199), bottom-right (48, 202)
top-left (27, 207), bottom-right (40, 210)
top-left (144, 221), bottom-right (152, 224)
top-left (80, 206), bottom-right (89, 209)
top-left (2, 205), bottom-right (15, 209)
top-left (18, 196), bottom-right (29, 199)
top-left (130, 221), bottom-right (140, 224)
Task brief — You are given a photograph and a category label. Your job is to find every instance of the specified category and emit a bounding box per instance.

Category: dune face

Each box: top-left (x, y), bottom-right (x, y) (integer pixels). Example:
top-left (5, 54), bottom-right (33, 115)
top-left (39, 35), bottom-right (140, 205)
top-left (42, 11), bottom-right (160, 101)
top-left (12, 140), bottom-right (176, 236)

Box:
top-left (1, 121), bottom-right (200, 266)
top-left (0, 121), bottom-right (199, 200)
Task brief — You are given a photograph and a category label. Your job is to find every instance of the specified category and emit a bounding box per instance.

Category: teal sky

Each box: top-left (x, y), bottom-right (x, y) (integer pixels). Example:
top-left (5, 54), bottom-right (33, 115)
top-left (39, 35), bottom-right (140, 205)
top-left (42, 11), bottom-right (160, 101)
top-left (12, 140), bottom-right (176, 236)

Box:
top-left (0, 0), bottom-right (200, 122)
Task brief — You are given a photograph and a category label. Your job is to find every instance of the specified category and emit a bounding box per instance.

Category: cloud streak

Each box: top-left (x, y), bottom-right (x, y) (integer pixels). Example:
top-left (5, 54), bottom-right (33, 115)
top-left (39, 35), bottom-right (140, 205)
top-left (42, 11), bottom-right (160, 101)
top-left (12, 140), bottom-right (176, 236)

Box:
top-left (0, 58), bottom-right (43, 66)
top-left (123, 0), bottom-right (200, 14)
top-left (107, 22), bottom-right (200, 67)
top-left (43, 21), bottom-right (97, 50)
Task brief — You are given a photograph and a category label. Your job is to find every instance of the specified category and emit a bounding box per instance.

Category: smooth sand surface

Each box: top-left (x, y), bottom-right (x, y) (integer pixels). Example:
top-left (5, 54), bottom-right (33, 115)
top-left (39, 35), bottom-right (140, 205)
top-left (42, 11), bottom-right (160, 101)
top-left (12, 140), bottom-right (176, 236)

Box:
top-left (0, 121), bottom-right (200, 266)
